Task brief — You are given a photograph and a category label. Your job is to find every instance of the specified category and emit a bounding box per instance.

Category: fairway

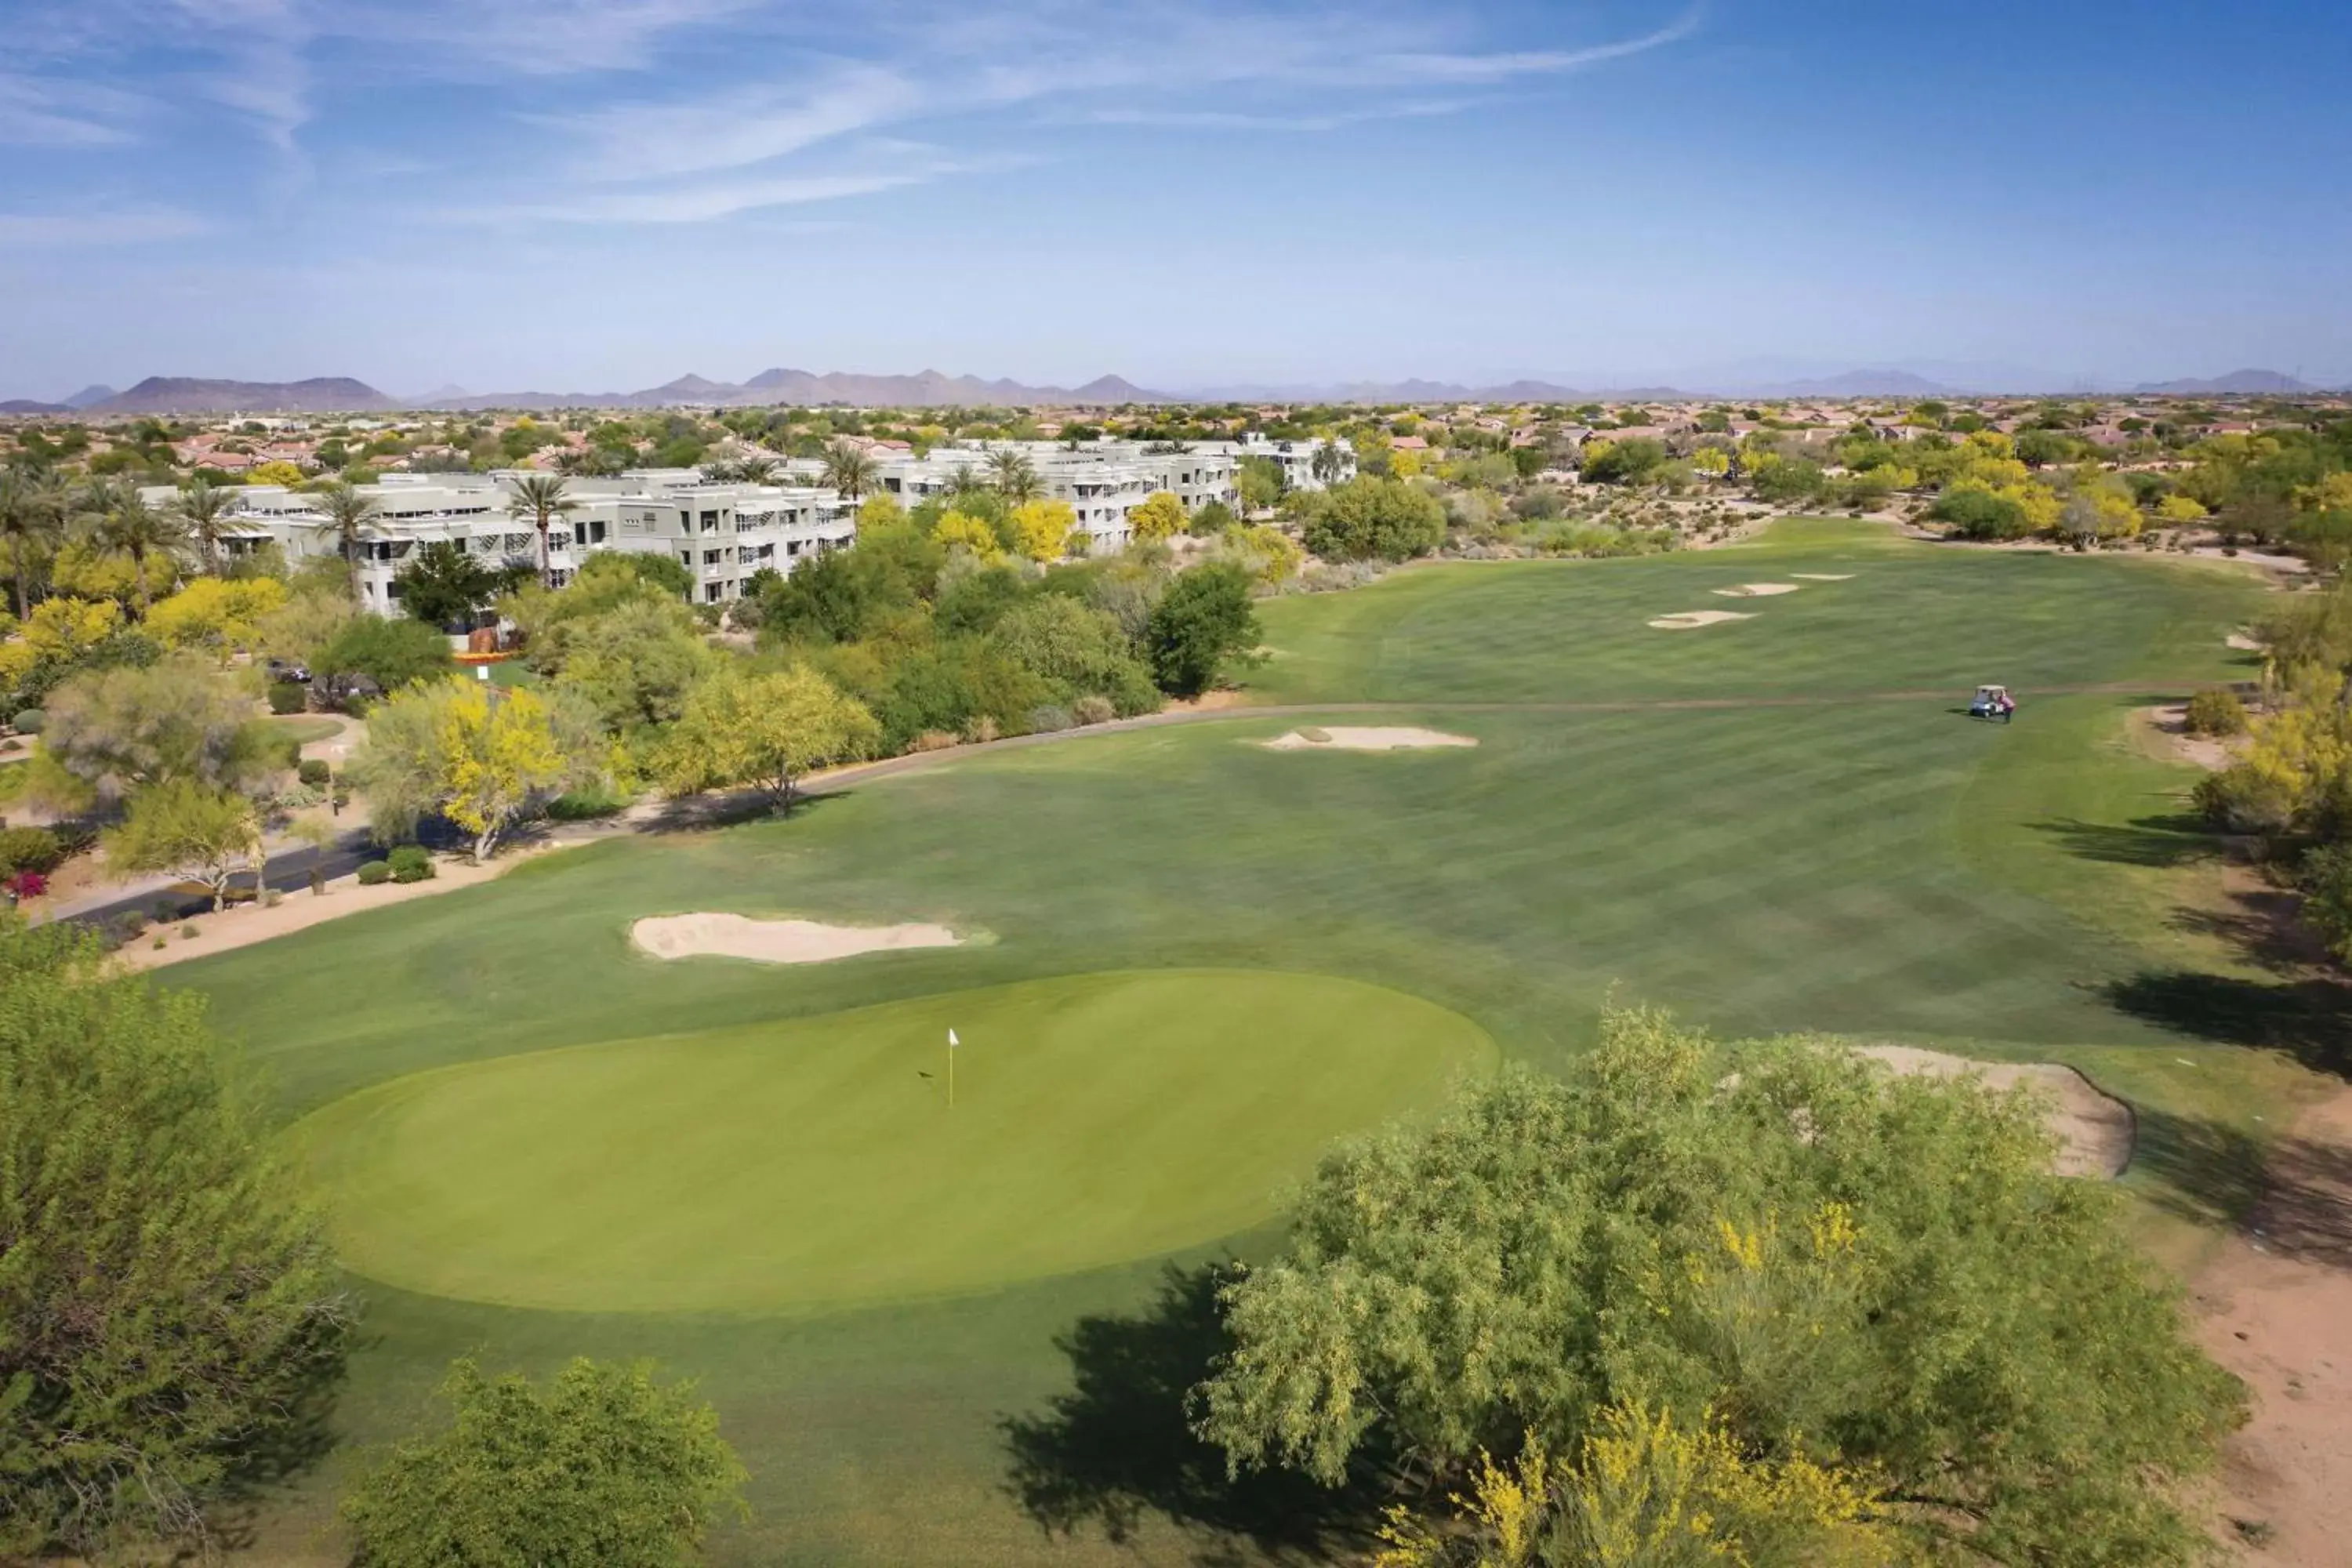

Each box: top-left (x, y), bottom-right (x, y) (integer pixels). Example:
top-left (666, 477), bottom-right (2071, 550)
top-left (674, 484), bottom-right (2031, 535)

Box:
top-left (293, 970), bottom-right (1494, 1314)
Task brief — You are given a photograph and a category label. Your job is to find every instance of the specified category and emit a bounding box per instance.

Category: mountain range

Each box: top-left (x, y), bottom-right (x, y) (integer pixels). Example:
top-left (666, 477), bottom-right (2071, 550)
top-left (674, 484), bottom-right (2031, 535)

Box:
top-left (2, 366), bottom-right (2336, 416)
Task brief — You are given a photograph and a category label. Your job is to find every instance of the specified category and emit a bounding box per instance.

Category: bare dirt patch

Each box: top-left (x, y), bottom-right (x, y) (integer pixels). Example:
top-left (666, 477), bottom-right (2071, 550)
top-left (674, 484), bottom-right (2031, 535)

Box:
top-left (2228, 633), bottom-right (2264, 652)
top-left (1712, 582), bottom-right (1802, 597)
top-left (2193, 1088), bottom-right (2352, 1564)
top-left (1648, 610), bottom-right (1755, 630)
top-left (1853, 1046), bottom-right (2135, 1178)
top-left (1262, 727), bottom-right (1477, 751)
top-left (2136, 703), bottom-right (2242, 772)
top-left (631, 913), bottom-right (963, 964)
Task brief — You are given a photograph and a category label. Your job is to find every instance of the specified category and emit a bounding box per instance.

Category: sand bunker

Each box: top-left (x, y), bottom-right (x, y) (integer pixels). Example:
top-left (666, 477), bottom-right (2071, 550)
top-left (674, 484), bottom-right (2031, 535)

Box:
top-left (1791, 572), bottom-right (1855, 581)
top-left (1648, 610), bottom-right (1754, 630)
top-left (1854, 1046), bottom-right (2133, 1178)
top-left (2227, 633), bottom-right (2263, 652)
top-left (1713, 582), bottom-right (1802, 597)
top-left (1264, 727), bottom-right (1477, 751)
top-left (631, 913), bottom-right (962, 964)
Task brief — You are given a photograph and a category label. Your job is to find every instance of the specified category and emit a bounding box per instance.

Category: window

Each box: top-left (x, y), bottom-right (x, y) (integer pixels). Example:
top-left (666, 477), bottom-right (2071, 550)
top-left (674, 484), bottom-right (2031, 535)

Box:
top-left (699, 510), bottom-right (720, 531)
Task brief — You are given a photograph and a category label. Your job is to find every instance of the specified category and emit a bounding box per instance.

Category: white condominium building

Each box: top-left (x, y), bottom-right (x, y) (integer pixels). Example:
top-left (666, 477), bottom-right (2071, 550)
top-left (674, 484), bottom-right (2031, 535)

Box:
top-left (158, 470), bottom-right (855, 615)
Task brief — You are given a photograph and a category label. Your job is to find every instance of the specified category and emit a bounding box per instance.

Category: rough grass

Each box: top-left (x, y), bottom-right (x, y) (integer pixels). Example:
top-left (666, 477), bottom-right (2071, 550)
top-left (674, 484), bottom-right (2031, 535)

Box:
top-left (172, 521), bottom-right (2298, 1566)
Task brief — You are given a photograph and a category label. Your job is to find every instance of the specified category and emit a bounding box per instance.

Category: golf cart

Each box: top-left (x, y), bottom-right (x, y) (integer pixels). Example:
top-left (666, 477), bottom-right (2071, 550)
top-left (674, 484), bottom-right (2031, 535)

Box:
top-left (1969, 684), bottom-right (2016, 723)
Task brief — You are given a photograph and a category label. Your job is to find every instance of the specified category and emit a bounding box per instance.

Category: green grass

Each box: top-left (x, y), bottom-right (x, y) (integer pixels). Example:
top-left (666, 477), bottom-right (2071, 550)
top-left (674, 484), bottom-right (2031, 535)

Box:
top-left (1252, 520), bottom-right (2263, 704)
top-left (263, 715), bottom-right (347, 746)
top-left (168, 522), bottom-right (2306, 1565)
top-left (294, 971), bottom-right (1491, 1314)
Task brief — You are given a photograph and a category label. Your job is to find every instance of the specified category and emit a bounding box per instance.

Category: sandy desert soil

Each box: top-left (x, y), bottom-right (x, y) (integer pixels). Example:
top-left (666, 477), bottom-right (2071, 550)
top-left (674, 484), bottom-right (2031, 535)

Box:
top-left (2194, 1088), bottom-right (2352, 1564)
top-left (2136, 702), bottom-right (2245, 772)
top-left (1261, 726), bottom-right (1479, 751)
top-left (630, 912), bottom-right (964, 964)
top-left (1853, 1045), bottom-right (2136, 1178)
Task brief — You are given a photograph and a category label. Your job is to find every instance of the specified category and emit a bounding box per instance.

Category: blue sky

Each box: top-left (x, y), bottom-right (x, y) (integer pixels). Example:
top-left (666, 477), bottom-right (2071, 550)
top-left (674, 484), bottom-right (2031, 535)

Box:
top-left (3, 0), bottom-right (2348, 397)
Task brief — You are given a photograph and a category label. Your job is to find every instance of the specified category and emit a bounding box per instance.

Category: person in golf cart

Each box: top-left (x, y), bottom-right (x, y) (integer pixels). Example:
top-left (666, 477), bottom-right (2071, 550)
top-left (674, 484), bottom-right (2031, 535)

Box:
top-left (1969, 684), bottom-right (2016, 722)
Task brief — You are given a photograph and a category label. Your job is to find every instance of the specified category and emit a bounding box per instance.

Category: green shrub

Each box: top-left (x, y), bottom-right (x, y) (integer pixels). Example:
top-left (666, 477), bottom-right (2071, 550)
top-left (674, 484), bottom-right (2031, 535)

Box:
top-left (545, 785), bottom-right (631, 821)
top-left (355, 860), bottom-right (392, 887)
top-left (10, 708), bottom-right (43, 734)
top-left (267, 682), bottom-right (307, 715)
top-left (2183, 687), bottom-right (2247, 738)
top-left (0, 825), bottom-right (64, 877)
top-left (387, 844), bottom-right (435, 883)
top-left (179, 924), bottom-right (199, 939)
top-left (2301, 841), bottom-right (2352, 964)
top-left (296, 758), bottom-right (331, 788)
top-left (1027, 703), bottom-right (1074, 734)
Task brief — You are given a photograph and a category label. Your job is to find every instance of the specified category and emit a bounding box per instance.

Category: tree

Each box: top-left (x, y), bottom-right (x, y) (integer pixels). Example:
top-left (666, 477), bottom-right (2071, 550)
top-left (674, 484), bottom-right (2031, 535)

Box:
top-left (1129, 491), bottom-right (1188, 545)
top-left (1145, 561), bottom-right (1258, 696)
top-left (652, 664), bottom-right (880, 814)
top-left (2156, 493), bottom-right (2209, 524)
top-left (78, 477), bottom-right (189, 613)
top-left (339, 1357), bottom-right (746, 1568)
top-left (394, 539), bottom-right (524, 628)
top-left (103, 779), bottom-right (264, 910)
top-left (504, 474), bottom-right (578, 593)
top-left (988, 448), bottom-right (1043, 503)
top-left (1310, 441), bottom-right (1348, 485)
top-left (38, 654), bottom-right (278, 800)
top-left (0, 915), bottom-right (350, 1558)
top-left (146, 575), bottom-right (289, 658)
top-left (934, 509), bottom-right (1007, 563)
top-left (354, 677), bottom-right (603, 861)
top-left (312, 480), bottom-right (381, 609)
top-left (247, 459), bottom-right (307, 487)
top-left (315, 614), bottom-right (456, 705)
top-left (820, 440), bottom-right (878, 503)
top-left (1579, 438), bottom-right (1669, 486)
top-left (1007, 497), bottom-right (1080, 561)
top-left (1300, 477), bottom-right (1446, 562)
top-left (0, 465), bottom-right (67, 619)
top-left (1198, 1006), bottom-right (2243, 1567)
top-left (549, 597), bottom-right (717, 733)
top-left (171, 480), bottom-right (239, 575)
top-left (1237, 456), bottom-right (1287, 514)
top-left (988, 593), bottom-right (1160, 715)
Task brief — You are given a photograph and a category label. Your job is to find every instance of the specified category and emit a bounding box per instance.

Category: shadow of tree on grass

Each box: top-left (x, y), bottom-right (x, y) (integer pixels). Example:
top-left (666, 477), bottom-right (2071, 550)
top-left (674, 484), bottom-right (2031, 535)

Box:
top-left (1000, 1264), bottom-right (1393, 1567)
top-left (2031, 815), bottom-right (2218, 869)
top-left (2133, 1104), bottom-right (2352, 1265)
top-left (2104, 971), bottom-right (2352, 1078)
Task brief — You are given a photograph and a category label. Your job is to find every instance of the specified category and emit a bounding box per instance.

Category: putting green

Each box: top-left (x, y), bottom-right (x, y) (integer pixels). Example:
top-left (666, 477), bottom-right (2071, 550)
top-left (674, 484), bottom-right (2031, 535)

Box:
top-left (294, 969), bottom-right (1494, 1313)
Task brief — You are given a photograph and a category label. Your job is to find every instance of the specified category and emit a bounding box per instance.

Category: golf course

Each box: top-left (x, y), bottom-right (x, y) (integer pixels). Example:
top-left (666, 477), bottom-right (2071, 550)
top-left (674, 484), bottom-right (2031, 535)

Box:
top-left (170, 518), bottom-right (2309, 1566)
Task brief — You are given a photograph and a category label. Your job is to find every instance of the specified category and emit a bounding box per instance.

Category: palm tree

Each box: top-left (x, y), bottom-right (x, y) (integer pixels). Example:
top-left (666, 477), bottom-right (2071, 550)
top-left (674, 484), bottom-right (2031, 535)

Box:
top-left (0, 466), bottom-right (67, 619)
top-left (733, 454), bottom-right (779, 485)
top-left (79, 477), bottom-right (189, 613)
top-left (504, 474), bottom-right (578, 592)
top-left (172, 480), bottom-right (238, 575)
top-left (819, 439), bottom-right (877, 504)
top-left (986, 448), bottom-right (1041, 503)
top-left (312, 480), bottom-right (382, 609)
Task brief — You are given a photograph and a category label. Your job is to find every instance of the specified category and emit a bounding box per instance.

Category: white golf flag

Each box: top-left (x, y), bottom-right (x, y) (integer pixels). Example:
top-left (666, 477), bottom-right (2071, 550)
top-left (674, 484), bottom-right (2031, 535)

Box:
top-left (948, 1029), bottom-right (960, 1048)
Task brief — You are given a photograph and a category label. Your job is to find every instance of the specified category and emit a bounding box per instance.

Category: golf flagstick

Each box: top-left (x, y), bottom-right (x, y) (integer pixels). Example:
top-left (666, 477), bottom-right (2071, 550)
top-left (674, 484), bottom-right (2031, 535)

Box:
top-left (948, 1028), bottom-right (958, 1107)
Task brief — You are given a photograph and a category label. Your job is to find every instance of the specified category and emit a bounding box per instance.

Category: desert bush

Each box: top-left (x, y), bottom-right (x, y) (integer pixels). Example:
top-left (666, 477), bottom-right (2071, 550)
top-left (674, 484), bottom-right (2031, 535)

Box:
top-left (178, 923), bottom-right (199, 938)
top-left (1071, 695), bottom-right (1116, 727)
top-left (267, 681), bottom-right (307, 715)
top-left (0, 824), bottom-right (64, 876)
top-left (387, 844), bottom-right (435, 884)
top-left (910, 729), bottom-right (961, 752)
top-left (2184, 687), bottom-right (2247, 737)
top-left (545, 783), bottom-right (631, 821)
top-left (296, 757), bottom-right (331, 788)
top-left (1027, 704), bottom-right (1074, 734)
top-left (10, 707), bottom-right (44, 734)
top-left (355, 859), bottom-right (392, 887)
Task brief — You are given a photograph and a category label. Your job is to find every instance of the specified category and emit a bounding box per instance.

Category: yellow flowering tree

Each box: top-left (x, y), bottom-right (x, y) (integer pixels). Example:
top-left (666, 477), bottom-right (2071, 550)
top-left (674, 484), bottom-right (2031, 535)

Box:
top-left (1007, 498), bottom-right (1079, 561)
top-left (651, 663), bottom-right (879, 815)
top-left (1127, 491), bottom-right (1187, 543)
top-left (145, 577), bottom-right (289, 659)
top-left (931, 509), bottom-right (1005, 563)
top-left (350, 677), bottom-right (604, 861)
top-left (2155, 493), bottom-right (2209, 524)
top-left (246, 460), bottom-right (305, 487)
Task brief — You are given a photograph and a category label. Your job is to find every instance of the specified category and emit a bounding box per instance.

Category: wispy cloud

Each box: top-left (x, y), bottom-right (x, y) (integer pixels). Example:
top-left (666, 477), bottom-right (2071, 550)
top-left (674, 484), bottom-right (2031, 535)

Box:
top-left (545, 64), bottom-right (924, 183)
top-left (0, 73), bottom-right (147, 145)
top-left (0, 205), bottom-right (209, 245)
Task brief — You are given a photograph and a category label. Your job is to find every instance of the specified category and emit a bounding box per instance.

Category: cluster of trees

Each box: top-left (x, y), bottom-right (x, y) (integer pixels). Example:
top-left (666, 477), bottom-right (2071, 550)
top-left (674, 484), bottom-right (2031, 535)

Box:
top-left (1199, 1006), bottom-right (2243, 1566)
top-left (0, 913), bottom-right (748, 1564)
top-left (2196, 581), bottom-right (2352, 959)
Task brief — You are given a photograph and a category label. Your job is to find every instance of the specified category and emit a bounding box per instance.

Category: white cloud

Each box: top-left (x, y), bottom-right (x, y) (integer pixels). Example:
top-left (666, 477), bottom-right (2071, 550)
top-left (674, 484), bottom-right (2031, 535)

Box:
top-left (546, 64), bottom-right (924, 182)
top-left (0, 73), bottom-right (147, 145)
top-left (0, 206), bottom-right (209, 245)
